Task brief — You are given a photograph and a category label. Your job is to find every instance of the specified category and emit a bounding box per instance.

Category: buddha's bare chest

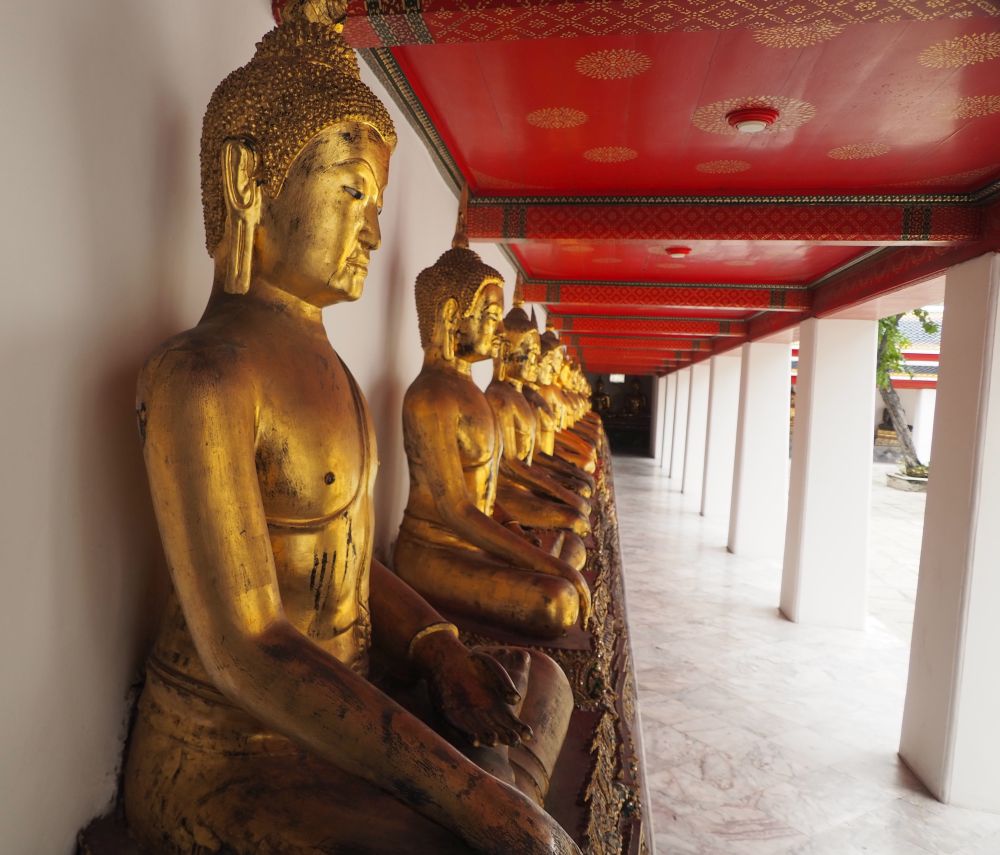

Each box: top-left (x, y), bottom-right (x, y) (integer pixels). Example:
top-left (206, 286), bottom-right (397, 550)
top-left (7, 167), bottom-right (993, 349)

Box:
top-left (254, 362), bottom-right (370, 524)
top-left (452, 385), bottom-right (499, 468)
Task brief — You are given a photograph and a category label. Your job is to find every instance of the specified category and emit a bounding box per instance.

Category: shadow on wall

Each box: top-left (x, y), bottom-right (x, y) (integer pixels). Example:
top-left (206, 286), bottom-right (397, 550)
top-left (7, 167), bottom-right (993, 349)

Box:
top-left (0, 1), bottom-right (241, 847)
top-left (366, 200), bottom-right (411, 562)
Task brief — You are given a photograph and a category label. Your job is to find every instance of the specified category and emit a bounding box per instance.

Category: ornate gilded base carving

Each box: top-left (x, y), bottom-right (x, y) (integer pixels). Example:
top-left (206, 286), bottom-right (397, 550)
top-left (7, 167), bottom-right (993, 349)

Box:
top-left (459, 448), bottom-right (652, 855)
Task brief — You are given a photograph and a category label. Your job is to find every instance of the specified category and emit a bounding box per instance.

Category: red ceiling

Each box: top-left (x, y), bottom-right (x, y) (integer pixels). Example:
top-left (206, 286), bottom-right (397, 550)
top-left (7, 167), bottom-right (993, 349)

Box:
top-left (351, 3), bottom-right (1000, 374)
top-left (511, 241), bottom-right (868, 283)
top-left (393, 18), bottom-right (1000, 197)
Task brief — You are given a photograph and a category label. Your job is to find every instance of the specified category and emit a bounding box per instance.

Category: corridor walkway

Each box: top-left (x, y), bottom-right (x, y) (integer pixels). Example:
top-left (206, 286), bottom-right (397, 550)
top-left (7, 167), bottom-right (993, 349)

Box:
top-left (614, 456), bottom-right (1000, 855)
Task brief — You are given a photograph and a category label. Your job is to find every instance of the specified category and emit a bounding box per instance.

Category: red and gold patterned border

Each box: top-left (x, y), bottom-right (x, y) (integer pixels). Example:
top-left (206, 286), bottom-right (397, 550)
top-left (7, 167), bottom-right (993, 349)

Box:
top-left (550, 316), bottom-right (747, 336)
top-left (564, 335), bottom-right (713, 351)
top-left (306, 0), bottom-right (1000, 47)
top-left (526, 282), bottom-right (811, 311)
top-left (467, 200), bottom-right (981, 244)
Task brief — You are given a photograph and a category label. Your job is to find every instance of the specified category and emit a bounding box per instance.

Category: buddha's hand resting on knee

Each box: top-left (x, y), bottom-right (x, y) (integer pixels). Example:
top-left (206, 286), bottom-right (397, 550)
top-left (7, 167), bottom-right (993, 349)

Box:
top-left (466, 780), bottom-right (582, 855)
top-left (567, 568), bottom-right (592, 630)
top-left (416, 633), bottom-right (533, 748)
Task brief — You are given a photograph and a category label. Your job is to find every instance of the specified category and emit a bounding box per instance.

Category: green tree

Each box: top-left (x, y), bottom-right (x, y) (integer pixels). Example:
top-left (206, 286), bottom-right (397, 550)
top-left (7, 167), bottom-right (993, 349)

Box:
top-left (876, 309), bottom-right (939, 477)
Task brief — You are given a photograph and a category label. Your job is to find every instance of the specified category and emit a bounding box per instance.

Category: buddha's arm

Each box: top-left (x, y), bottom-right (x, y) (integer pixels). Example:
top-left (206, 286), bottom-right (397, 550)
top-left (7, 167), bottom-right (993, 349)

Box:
top-left (499, 457), bottom-right (591, 522)
top-left (140, 353), bottom-right (574, 855)
top-left (490, 403), bottom-right (586, 516)
top-left (406, 394), bottom-right (584, 585)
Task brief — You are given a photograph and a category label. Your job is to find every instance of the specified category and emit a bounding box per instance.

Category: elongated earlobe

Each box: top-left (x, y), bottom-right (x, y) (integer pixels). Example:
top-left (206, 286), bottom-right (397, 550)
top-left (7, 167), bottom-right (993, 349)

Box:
top-left (220, 138), bottom-right (262, 295)
top-left (441, 299), bottom-right (458, 362)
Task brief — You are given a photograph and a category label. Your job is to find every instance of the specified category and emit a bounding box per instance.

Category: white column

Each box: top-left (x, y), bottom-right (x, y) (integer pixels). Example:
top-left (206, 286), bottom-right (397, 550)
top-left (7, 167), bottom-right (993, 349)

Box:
top-left (659, 372), bottom-right (677, 470)
top-left (911, 388), bottom-right (937, 464)
top-left (649, 375), bottom-right (668, 462)
top-left (682, 361), bottom-right (711, 496)
top-left (701, 354), bottom-right (741, 517)
top-left (779, 318), bottom-right (877, 628)
top-left (728, 342), bottom-right (791, 557)
top-left (900, 253), bottom-right (1000, 811)
top-left (668, 367), bottom-right (690, 479)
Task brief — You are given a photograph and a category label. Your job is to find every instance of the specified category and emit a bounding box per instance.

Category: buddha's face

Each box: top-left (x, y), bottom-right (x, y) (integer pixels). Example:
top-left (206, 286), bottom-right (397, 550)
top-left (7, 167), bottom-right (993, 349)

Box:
top-left (256, 122), bottom-right (390, 308)
top-left (538, 349), bottom-right (562, 385)
top-left (505, 332), bottom-right (540, 383)
top-left (456, 282), bottom-right (504, 362)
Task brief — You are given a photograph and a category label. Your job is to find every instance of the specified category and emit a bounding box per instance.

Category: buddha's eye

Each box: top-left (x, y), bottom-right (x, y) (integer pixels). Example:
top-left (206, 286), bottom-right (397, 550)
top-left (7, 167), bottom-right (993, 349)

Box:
top-left (342, 185), bottom-right (364, 201)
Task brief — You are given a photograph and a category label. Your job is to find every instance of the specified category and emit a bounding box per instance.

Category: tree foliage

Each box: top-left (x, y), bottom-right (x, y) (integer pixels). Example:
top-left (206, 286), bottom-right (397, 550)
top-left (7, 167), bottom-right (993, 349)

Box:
top-left (877, 309), bottom-right (940, 390)
top-left (876, 309), bottom-right (940, 477)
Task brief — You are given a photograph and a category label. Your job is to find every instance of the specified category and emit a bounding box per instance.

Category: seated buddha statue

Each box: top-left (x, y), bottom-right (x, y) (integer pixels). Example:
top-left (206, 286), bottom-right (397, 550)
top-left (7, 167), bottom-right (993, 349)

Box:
top-left (484, 284), bottom-right (591, 568)
top-left (123, 5), bottom-right (578, 853)
top-left (534, 330), bottom-right (598, 474)
top-left (591, 378), bottom-right (612, 415)
top-left (624, 378), bottom-right (648, 417)
top-left (393, 220), bottom-right (591, 641)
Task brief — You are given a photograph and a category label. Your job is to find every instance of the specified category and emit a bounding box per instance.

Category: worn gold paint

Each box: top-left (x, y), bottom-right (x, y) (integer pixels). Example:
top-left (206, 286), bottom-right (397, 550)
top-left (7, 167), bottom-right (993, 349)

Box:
top-left (122, 3), bottom-right (579, 853)
top-left (394, 206), bottom-right (593, 639)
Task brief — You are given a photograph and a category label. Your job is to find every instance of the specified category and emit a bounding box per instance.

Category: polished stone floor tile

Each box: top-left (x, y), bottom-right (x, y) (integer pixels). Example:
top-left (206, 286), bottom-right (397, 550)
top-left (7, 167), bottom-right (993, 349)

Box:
top-left (613, 457), bottom-right (1000, 854)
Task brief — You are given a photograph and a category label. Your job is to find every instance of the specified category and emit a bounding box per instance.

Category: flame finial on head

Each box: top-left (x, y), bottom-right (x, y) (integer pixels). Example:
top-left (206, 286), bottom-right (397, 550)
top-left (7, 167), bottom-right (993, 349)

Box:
top-left (453, 184), bottom-right (470, 250)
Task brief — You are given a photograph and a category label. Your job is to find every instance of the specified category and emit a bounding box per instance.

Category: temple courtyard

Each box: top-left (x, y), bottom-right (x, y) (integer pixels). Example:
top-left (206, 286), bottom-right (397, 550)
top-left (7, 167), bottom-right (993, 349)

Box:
top-left (617, 456), bottom-right (1000, 854)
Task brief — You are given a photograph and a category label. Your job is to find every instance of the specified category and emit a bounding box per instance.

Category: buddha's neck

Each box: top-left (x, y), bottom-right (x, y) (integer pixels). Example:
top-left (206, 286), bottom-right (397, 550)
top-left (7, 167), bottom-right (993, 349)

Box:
top-left (423, 346), bottom-right (472, 377)
top-left (250, 278), bottom-right (324, 326)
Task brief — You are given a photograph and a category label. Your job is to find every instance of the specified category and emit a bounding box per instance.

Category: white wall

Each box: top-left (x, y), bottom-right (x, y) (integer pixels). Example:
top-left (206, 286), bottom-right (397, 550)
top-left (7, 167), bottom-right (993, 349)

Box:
top-left (335, 62), bottom-right (516, 561)
top-left (0, 4), bottom-right (512, 850)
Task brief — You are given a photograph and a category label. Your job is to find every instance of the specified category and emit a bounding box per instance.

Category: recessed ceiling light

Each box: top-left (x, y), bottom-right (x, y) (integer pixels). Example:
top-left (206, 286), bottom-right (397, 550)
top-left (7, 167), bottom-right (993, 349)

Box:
top-left (726, 107), bottom-right (780, 133)
top-left (666, 246), bottom-right (692, 259)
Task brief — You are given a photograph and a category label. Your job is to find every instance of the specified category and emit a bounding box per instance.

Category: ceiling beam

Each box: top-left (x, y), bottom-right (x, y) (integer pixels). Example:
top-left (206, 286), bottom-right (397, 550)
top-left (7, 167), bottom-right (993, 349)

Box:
top-left (526, 282), bottom-right (810, 312)
top-left (563, 335), bottom-right (712, 352)
top-left (550, 316), bottom-right (747, 336)
top-left (319, 0), bottom-right (1000, 48)
top-left (468, 199), bottom-right (981, 245)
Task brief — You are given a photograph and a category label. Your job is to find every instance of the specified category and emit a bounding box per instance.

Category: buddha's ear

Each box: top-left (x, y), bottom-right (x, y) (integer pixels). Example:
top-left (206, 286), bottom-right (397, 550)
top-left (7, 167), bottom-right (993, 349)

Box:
top-left (220, 138), bottom-right (262, 296)
top-left (440, 297), bottom-right (459, 361)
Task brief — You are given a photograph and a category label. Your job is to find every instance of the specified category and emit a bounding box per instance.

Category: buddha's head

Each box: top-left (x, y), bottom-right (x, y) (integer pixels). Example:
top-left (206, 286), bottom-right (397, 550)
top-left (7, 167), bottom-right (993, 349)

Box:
top-left (415, 198), bottom-right (505, 363)
top-left (501, 279), bottom-right (540, 383)
top-left (201, 0), bottom-right (396, 306)
top-left (501, 306), bottom-right (540, 384)
top-left (538, 328), bottom-right (565, 386)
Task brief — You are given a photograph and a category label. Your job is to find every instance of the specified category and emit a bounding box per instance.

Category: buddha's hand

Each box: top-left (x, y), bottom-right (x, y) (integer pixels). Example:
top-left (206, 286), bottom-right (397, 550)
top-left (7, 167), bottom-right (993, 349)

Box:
top-left (419, 634), bottom-right (532, 748)
top-left (467, 783), bottom-right (582, 855)
top-left (568, 569), bottom-right (592, 630)
top-left (570, 511), bottom-right (591, 537)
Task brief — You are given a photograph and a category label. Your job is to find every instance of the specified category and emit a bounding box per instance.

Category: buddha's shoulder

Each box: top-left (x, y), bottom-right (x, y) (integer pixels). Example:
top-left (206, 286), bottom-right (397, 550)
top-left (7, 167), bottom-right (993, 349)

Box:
top-left (139, 322), bottom-right (255, 399)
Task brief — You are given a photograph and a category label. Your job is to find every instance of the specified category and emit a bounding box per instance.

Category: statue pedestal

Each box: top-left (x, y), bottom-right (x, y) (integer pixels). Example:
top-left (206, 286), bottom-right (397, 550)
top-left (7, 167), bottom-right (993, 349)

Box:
top-left (457, 449), bottom-right (653, 855)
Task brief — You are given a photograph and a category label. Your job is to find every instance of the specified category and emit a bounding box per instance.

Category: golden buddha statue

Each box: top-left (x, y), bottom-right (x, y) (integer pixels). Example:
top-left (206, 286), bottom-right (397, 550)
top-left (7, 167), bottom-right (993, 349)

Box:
top-left (624, 378), bottom-right (648, 417)
top-left (392, 216), bottom-right (591, 641)
top-left (484, 281), bottom-right (591, 568)
top-left (533, 329), bottom-right (597, 474)
top-left (123, 5), bottom-right (578, 852)
top-left (591, 377), bottom-right (612, 415)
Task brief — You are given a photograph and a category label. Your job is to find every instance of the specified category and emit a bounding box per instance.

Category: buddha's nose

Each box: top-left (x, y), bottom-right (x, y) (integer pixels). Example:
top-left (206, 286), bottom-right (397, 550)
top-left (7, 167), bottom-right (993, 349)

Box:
top-left (361, 202), bottom-right (381, 250)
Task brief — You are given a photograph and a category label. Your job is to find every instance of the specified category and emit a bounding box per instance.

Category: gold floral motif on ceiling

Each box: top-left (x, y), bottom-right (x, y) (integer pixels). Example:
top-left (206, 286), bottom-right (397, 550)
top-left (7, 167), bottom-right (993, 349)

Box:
top-left (752, 21), bottom-right (845, 49)
top-left (575, 49), bottom-right (652, 80)
top-left (526, 107), bottom-right (589, 129)
top-left (584, 146), bottom-right (639, 163)
top-left (692, 96), bottom-right (816, 135)
top-left (918, 32), bottom-right (1000, 68)
top-left (696, 160), bottom-right (752, 174)
top-left (562, 243), bottom-right (596, 254)
top-left (828, 142), bottom-right (892, 160)
top-left (952, 94), bottom-right (1000, 119)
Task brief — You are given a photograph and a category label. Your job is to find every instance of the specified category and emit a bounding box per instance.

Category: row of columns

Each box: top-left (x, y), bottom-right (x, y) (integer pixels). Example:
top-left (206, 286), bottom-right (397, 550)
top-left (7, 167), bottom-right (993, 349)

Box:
top-left (649, 252), bottom-right (1000, 813)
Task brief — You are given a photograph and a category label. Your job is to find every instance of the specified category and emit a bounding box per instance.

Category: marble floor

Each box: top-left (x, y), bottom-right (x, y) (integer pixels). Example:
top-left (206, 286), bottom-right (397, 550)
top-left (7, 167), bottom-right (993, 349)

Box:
top-left (614, 456), bottom-right (1000, 855)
